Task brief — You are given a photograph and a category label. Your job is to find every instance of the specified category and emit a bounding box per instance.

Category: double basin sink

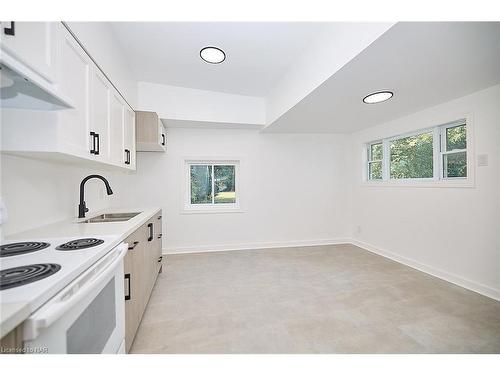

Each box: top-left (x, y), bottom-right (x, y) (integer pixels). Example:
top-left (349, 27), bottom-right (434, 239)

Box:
top-left (82, 212), bottom-right (140, 223)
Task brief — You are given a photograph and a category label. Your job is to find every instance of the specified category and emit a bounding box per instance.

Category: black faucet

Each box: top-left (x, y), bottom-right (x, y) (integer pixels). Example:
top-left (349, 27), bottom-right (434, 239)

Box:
top-left (78, 175), bottom-right (114, 218)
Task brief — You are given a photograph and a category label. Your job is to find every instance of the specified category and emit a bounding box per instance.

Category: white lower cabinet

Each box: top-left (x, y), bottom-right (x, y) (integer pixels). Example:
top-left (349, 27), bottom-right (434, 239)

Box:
top-left (0, 22), bottom-right (136, 171)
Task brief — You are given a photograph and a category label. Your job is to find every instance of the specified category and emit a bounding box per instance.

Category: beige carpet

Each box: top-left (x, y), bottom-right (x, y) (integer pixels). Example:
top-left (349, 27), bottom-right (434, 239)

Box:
top-left (130, 244), bottom-right (500, 353)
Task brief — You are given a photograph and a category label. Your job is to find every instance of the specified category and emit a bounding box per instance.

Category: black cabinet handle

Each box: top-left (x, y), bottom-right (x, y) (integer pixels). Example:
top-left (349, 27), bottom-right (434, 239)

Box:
top-left (161, 134), bottom-right (165, 146)
top-left (89, 132), bottom-right (100, 155)
top-left (95, 133), bottom-right (100, 155)
top-left (158, 256), bottom-right (163, 263)
top-left (124, 273), bottom-right (131, 301)
top-left (4, 22), bottom-right (15, 36)
top-left (128, 241), bottom-right (139, 250)
top-left (157, 215), bottom-right (162, 220)
top-left (147, 223), bottom-right (154, 241)
top-left (157, 234), bottom-right (162, 239)
top-left (90, 132), bottom-right (96, 154)
top-left (124, 149), bottom-right (130, 164)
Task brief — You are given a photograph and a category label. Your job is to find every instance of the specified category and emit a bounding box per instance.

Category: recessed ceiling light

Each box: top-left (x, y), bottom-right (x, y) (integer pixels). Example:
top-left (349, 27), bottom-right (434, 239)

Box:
top-left (363, 91), bottom-right (393, 104)
top-left (200, 46), bottom-right (226, 64)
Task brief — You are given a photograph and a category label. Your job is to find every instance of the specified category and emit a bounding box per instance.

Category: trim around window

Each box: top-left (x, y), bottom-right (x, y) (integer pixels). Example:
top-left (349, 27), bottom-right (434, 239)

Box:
top-left (362, 117), bottom-right (475, 188)
top-left (182, 158), bottom-right (244, 214)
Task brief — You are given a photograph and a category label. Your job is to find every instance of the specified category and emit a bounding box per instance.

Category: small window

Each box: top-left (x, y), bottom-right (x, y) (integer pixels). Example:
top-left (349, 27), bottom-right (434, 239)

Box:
top-left (186, 161), bottom-right (238, 210)
top-left (441, 124), bottom-right (467, 178)
top-left (390, 131), bottom-right (433, 179)
top-left (367, 142), bottom-right (383, 180)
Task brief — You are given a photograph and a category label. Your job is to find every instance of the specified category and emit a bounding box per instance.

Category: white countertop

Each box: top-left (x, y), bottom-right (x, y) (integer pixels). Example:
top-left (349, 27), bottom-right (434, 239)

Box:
top-left (0, 206), bottom-right (161, 338)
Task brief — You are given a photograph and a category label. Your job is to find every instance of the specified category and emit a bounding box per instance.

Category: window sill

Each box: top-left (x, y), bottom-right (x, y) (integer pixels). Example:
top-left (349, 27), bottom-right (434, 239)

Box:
top-left (181, 207), bottom-right (245, 215)
top-left (361, 179), bottom-right (475, 188)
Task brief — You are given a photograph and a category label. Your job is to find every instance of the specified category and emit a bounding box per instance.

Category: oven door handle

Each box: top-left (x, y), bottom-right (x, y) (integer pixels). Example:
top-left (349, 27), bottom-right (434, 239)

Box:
top-left (23, 243), bottom-right (127, 341)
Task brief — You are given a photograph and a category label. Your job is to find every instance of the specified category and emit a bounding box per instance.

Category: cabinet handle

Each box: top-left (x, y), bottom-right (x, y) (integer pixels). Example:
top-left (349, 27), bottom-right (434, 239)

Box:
top-left (157, 215), bottom-right (162, 220)
top-left (95, 133), bottom-right (100, 155)
top-left (147, 223), bottom-right (154, 242)
top-left (90, 132), bottom-right (96, 154)
top-left (157, 234), bottom-right (162, 239)
top-left (161, 134), bottom-right (165, 146)
top-left (124, 149), bottom-right (130, 165)
top-left (158, 256), bottom-right (163, 263)
top-left (128, 241), bottom-right (139, 250)
top-left (124, 273), bottom-right (131, 301)
top-left (3, 22), bottom-right (15, 36)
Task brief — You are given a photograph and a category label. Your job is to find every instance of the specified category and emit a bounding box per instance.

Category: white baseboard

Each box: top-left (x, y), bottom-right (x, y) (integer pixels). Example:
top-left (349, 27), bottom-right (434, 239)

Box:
top-left (163, 238), bottom-right (351, 255)
top-left (162, 237), bottom-right (499, 302)
top-left (350, 238), bottom-right (500, 302)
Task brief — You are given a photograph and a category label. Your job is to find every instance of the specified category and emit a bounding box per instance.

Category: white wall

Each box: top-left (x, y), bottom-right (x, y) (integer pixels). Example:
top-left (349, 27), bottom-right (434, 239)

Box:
top-left (137, 82), bottom-right (266, 125)
top-left (111, 128), bottom-right (352, 252)
top-left (0, 154), bottom-right (121, 238)
top-left (349, 84), bottom-right (500, 299)
top-left (66, 22), bottom-right (138, 108)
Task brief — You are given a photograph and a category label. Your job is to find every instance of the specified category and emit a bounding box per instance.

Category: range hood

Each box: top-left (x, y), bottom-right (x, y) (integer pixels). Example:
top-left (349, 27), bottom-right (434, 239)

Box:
top-left (0, 63), bottom-right (73, 111)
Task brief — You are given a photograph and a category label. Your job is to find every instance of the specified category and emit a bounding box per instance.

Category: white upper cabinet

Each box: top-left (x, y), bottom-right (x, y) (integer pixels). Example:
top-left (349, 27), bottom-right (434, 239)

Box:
top-left (57, 27), bottom-right (91, 157)
top-left (109, 91), bottom-right (125, 165)
top-left (90, 68), bottom-right (111, 160)
top-left (1, 22), bottom-right (57, 83)
top-left (0, 22), bottom-right (136, 171)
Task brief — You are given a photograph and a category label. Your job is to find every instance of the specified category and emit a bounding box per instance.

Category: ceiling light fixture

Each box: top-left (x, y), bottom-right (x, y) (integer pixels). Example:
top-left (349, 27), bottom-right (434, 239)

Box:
top-left (200, 46), bottom-right (226, 64)
top-left (363, 91), bottom-right (394, 104)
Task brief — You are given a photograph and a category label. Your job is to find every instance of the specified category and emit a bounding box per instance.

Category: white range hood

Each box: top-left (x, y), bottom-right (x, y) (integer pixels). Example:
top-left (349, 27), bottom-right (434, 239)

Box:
top-left (0, 63), bottom-right (73, 111)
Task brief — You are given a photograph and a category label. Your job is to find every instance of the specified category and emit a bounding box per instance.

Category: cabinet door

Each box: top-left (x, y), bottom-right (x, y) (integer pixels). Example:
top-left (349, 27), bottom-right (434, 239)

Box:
top-left (124, 107), bottom-right (136, 169)
top-left (57, 26), bottom-right (91, 157)
top-left (90, 68), bottom-right (110, 159)
top-left (109, 91), bottom-right (125, 165)
top-left (0, 22), bottom-right (57, 83)
top-left (145, 221), bottom-right (156, 300)
top-left (123, 231), bottom-right (144, 353)
top-left (155, 213), bottom-right (163, 275)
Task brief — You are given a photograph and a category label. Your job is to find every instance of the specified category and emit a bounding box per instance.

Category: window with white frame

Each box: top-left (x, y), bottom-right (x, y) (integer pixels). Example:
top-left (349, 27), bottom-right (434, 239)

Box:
top-left (366, 120), bottom-right (468, 182)
top-left (186, 161), bottom-right (239, 209)
top-left (441, 123), bottom-right (467, 178)
top-left (367, 142), bottom-right (383, 180)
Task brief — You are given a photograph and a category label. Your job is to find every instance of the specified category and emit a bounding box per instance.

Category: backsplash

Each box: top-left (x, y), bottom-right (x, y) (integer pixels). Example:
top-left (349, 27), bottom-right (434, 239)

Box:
top-left (0, 154), bottom-right (121, 238)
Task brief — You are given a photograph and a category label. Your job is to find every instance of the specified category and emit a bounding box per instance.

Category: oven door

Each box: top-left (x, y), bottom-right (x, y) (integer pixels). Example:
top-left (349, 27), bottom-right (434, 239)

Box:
top-left (23, 243), bottom-right (127, 354)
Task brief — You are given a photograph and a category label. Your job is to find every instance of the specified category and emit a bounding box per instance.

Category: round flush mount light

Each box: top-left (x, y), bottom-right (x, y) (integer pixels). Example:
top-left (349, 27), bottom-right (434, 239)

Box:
top-left (200, 46), bottom-right (226, 64)
top-left (363, 90), bottom-right (394, 104)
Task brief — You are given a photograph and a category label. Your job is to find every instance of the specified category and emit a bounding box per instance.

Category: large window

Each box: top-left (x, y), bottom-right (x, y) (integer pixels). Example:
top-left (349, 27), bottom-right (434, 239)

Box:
top-left (186, 161), bottom-right (239, 211)
top-left (366, 120), bottom-right (468, 183)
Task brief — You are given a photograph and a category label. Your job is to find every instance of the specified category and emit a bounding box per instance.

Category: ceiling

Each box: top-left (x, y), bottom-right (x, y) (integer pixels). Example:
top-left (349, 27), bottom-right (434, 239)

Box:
top-left (109, 22), bottom-right (327, 97)
top-left (264, 22), bottom-right (500, 133)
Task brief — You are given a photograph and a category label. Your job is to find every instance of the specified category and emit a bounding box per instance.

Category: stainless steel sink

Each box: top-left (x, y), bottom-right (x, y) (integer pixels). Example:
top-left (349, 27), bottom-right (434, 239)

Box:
top-left (82, 212), bottom-right (140, 223)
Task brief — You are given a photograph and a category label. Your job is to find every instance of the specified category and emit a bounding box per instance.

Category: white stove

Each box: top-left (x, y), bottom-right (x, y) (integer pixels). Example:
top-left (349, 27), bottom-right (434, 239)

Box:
top-left (1, 235), bottom-right (117, 309)
top-left (0, 235), bottom-right (127, 353)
